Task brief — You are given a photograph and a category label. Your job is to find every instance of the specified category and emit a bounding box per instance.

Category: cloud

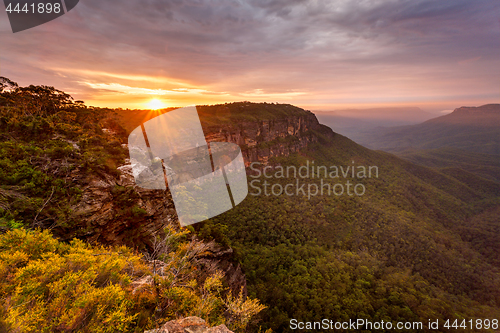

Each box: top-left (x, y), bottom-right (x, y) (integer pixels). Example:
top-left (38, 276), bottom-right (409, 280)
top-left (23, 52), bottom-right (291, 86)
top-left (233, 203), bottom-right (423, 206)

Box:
top-left (79, 81), bottom-right (232, 97)
top-left (0, 0), bottom-right (498, 109)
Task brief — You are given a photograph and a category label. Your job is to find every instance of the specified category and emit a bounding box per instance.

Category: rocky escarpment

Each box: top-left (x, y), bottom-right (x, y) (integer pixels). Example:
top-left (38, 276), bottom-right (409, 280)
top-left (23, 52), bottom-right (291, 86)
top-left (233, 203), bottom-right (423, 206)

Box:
top-left (194, 241), bottom-right (247, 297)
top-left (66, 103), bottom-right (333, 296)
top-left (200, 107), bottom-right (334, 166)
top-left (118, 102), bottom-right (335, 167)
top-left (68, 162), bottom-right (176, 246)
top-left (67, 161), bottom-right (246, 294)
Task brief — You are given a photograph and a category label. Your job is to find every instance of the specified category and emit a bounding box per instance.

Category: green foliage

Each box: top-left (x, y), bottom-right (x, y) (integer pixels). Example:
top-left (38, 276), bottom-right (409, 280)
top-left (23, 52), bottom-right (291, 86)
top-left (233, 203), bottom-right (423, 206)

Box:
top-left (399, 147), bottom-right (500, 184)
top-left (0, 78), bottom-right (129, 230)
top-left (3, 78), bottom-right (499, 333)
top-left (0, 78), bottom-right (270, 331)
top-left (198, 135), bottom-right (500, 332)
top-left (197, 102), bottom-right (310, 124)
top-left (198, 222), bottom-right (231, 248)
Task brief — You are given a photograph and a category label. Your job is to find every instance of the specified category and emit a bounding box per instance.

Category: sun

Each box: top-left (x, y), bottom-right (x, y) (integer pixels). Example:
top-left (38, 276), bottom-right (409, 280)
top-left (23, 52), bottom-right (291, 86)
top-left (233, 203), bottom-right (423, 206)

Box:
top-left (148, 98), bottom-right (165, 110)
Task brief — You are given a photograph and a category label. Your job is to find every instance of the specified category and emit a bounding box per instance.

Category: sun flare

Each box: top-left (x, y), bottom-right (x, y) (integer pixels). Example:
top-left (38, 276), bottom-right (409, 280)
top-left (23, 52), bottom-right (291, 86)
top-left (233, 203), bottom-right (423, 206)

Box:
top-left (148, 98), bottom-right (165, 110)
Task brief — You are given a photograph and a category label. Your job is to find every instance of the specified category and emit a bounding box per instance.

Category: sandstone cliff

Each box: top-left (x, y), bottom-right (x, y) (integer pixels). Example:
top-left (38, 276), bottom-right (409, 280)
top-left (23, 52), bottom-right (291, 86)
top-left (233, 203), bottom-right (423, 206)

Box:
top-left (199, 103), bottom-right (334, 166)
top-left (66, 103), bottom-right (333, 296)
top-left (72, 103), bottom-right (334, 246)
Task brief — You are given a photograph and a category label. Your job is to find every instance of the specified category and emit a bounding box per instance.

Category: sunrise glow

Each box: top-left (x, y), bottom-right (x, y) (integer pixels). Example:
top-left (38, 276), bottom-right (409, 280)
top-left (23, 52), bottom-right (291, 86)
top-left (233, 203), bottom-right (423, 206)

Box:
top-left (2, 0), bottom-right (498, 112)
top-left (148, 99), bottom-right (165, 110)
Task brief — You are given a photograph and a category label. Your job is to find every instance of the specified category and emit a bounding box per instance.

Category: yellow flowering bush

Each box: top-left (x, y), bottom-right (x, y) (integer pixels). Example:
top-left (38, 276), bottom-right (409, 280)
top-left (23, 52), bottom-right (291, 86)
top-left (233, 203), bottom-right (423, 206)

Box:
top-left (0, 228), bottom-right (265, 332)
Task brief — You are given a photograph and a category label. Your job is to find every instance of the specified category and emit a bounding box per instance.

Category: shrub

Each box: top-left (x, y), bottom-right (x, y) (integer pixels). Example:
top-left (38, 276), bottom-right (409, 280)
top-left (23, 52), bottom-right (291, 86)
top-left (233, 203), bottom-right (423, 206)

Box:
top-left (0, 228), bottom-right (266, 333)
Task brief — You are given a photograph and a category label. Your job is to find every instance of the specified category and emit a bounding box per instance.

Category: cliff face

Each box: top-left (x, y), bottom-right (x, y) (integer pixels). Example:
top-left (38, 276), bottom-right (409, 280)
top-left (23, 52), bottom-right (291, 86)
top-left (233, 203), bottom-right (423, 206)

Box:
top-left (73, 107), bottom-right (331, 245)
top-left (70, 164), bottom-right (246, 295)
top-left (69, 163), bottom-right (176, 246)
top-left (67, 105), bottom-right (332, 296)
top-left (118, 102), bottom-right (334, 167)
top-left (201, 111), bottom-right (334, 166)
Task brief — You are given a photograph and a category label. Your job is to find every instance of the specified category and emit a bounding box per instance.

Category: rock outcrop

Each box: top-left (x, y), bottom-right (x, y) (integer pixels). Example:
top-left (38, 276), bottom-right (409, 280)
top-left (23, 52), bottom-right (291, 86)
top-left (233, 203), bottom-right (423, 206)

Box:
top-left (145, 317), bottom-right (233, 333)
top-left (194, 241), bottom-right (247, 297)
top-left (68, 163), bottom-right (176, 247)
top-left (63, 104), bottom-right (332, 297)
top-left (201, 111), bottom-right (334, 166)
top-left (68, 105), bottom-right (333, 247)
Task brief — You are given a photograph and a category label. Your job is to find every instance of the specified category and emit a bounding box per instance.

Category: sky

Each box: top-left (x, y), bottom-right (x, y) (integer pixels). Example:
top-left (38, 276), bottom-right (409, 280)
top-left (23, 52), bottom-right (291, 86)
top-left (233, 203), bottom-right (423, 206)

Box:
top-left (0, 0), bottom-right (499, 112)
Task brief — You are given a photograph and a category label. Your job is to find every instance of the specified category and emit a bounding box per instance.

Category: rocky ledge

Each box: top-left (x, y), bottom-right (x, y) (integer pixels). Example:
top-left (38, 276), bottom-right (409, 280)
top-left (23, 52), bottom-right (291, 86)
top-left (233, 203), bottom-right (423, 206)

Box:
top-left (201, 109), bottom-right (334, 166)
top-left (145, 317), bottom-right (233, 333)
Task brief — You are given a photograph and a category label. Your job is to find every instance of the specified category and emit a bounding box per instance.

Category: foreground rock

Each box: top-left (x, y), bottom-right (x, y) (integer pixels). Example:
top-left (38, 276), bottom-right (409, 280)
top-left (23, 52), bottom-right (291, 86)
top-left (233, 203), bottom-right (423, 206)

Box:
top-left (145, 317), bottom-right (233, 333)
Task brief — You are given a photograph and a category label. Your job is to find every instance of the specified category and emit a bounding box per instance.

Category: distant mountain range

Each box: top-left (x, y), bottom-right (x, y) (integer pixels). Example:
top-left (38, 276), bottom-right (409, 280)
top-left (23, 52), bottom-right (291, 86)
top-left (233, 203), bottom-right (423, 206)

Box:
top-left (318, 104), bottom-right (500, 187)
top-left (316, 106), bottom-right (434, 125)
top-left (354, 104), bottom-right (500, 155)
top-left (314, 107), bottom-right (435, 143)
